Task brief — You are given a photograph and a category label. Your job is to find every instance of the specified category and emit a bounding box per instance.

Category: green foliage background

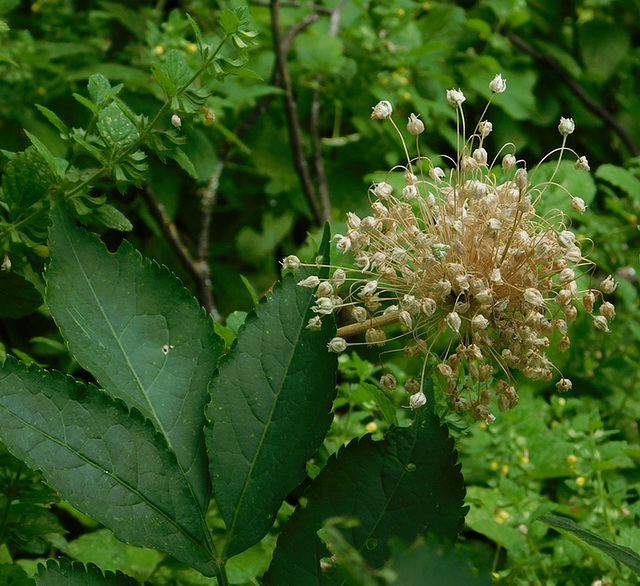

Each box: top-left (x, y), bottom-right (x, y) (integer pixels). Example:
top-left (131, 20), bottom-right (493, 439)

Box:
top-left (0, 0), bottom-right (639, 584)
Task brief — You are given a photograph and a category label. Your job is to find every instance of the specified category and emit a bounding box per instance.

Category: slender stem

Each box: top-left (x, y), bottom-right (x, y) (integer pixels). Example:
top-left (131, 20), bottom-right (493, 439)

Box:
top-left (196, 160), bottom-right (224, 321)
top-left (337, 310), bottom-right (400, 338)
top-left (270, 0), bottom-right (323, 224)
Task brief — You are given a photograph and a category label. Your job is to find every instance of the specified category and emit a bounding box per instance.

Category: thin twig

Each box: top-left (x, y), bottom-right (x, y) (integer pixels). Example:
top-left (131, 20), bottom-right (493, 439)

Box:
top-left (270, 0), bottom-right (324, 224)
top-left (196, 160), bottom-right (224, 322)
top-left (505, 30), bottom-right (640, 156)
top-left (140, 186), bottom-right (216, 311)
top-left (309, 1), bottom-right (345, 222)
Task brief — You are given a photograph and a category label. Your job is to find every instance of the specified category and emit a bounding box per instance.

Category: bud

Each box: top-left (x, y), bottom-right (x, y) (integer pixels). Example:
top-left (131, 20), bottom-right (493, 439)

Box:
top-left (405, 377), bottom-right (421, 394)
top-left (352, 306), bottom-right (368, 323)
top-left (332, 268), bottom-right (346, 286)
top-left (171, 114), bottom-right (182, 128)
top-left (502, 153), bottom-right (517, 170)
top-left (478, 120), bottom-right (492, 138)
top-left (306, 316), bottom-right (322, 331)
top-left (473, 147), bottom-right (488, 166)
top-left (489, 73), bottom-right (507, 94)
top-left (571, 197), bottom-right (586, 213)
top-left (365, 328), bottom-right (386, 346)
top-left (429, 166), bottom-right (446, 182)
top-left (371, 100), bottom-right (393, 119)
top-left (316, 281), bottom-right (333, 297)
top-left (328, 337), bottom-right (347, 353)
top-left (524, 288), bottom-right (545, 307)
top-left (361, 280), bottom-right (378, 296)
top-left (346, 212), bottom-right (361, 230)
top-left (399, 310), bottom-right (413, 329)
top-left (593, 315), bottom-right (610, 333)
top-left (2, 254), bottom-right (10, 272)
top-left (374, 181), bottom-right (393, 199)
top-left (599, 301), bottom-right (616, 320)
top-left (380, 373), bottom-right (397, 391)
top-left (600, 275), bottom-right (617, 294)
top-left (556, 378), bottom-right (572, 392)
top-left (515, 168), bottom-right (529, 190)
top-left (558, 117), bottom-right (575, 136)
top-left (574, 156), bottom-right (590, 171)
top-left (471, 314), bottom-right (489, 330)
top-left (298, 275), bottom-right (320, 288)
top-left (583, 291), bottom-right (595, 313)
top-left (437, 363), bottom-right (454, 378)
top-left (409, 391), bottom-right (427, 409)
top-left (282, 255), bottom-right (300, 270)
top-left (402, 184), bottom-right (418, 200)
top-left (446, 311), bottom-right (461, 333)
top-left (407, 113), bottom-right (425, 135)
top-left (313, 297), bottom-right (335, 315)
top-left (446, 88), bottom-right (466, 108)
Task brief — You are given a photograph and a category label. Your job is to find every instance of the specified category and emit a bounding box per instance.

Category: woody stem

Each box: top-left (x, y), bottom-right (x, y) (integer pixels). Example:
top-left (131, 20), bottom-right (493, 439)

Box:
top-left (336, 310), bottom-right (400, 338)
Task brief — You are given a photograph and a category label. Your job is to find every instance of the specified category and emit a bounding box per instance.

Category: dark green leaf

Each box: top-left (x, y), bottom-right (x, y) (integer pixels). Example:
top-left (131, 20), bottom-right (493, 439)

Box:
top-left (539, 514), bottom-right (640, 576)
top-left (46, 205), bottom-right (222, 517)
top-left (0, 562), bottom-right (35, 585)
top-left (218, 8), bottom-right (239, 34)
top-left (0, 359), bottom-right (218, 575)
top-left (206, 225), bottom-right (337, 558)
top-left (0, 272), bottom-right (43, 318)
top-left (87, 73), bottom-right (122, 107)
top-left (1, 146), bottom-right (54, 207)
top-left (36, 557), bottom-right (141, 585)
top-left (151, 50), bottom-right (192, 98)
top-left (263, 405), bottom-right (466, 584)
top-left (596, 164), bottom-right (640, 202)
top-left (389, 537), bottom-right (492, 585)
top-left (579, 20), bottom-right (630, 80)
top-left (91, 204), bottom-right (134, 232)
top-left (23, 131), bottom-right (60, 177)
top-left (35, 105), bottom-right (70, 139)
top-left (97, 103), bottom-right (139, 152)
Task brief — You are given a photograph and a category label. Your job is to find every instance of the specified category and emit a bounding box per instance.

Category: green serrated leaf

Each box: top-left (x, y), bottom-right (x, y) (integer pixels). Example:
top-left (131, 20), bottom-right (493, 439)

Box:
top-left (167, 148), bottom-right (198, 180)
top-left (97, 103), bottom-right (139, 152)
top-left (186, 13), bottom-right (204, 56)
top-left (23, 131), bottom-right (60, 177)
top-left (35, 105), bottom-right (70, 138)
top-left (1, 146), bottom-right (54, 207)
top-left (91, 204), bottom-right (133, 232)
top-left (35, 557), bottom-right (141, 585)
top-left (151, 50), bottom-right (192, 98)
top-left (0, 272), bottom-right (43, 318)
top-left (218, 8), bottom-right (239, 34)
top-left (87, 73), bottom-right (122, 106)
top-left (45, 205), bottom-right (223, 519)
top-left (539, 514), bottom-right (640, 576)
top-left (206, 225), bottom-right (338, 558)
top-left (596, 164), bottom-right (640, 202)
top-left (263, 404), bottom-right (467, 584)
top-left (0, 359), bottom-right (218, 575)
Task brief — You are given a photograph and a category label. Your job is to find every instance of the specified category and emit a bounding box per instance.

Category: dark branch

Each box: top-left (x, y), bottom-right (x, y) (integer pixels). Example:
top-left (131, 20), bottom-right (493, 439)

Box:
top-left (505, 30), bottom-right (640, 157)
top-left (140, 185), bottom-right (220, 319)
top-left (270, 0), bottom-right (324, 224)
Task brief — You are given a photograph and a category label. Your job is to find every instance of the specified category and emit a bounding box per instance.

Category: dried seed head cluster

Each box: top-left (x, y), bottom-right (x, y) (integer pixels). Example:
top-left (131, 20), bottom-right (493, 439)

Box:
top-left (285, 76), bottom-right (615, 422)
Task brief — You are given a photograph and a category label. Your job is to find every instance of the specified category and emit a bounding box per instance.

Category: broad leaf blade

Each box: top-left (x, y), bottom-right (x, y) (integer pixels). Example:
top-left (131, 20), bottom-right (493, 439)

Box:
top-left (0, 358), bottom-right (218, 576)
top-left (36, 558), bottom-right (139, 585)
top-left (46, 205), bottom-right (222, 514)
top-left (263, 404), bottom-right (466, 584)
top-left (206, 226), bottom-right (337, 558)
top-left (539, 514), bottom-right (640, 576)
